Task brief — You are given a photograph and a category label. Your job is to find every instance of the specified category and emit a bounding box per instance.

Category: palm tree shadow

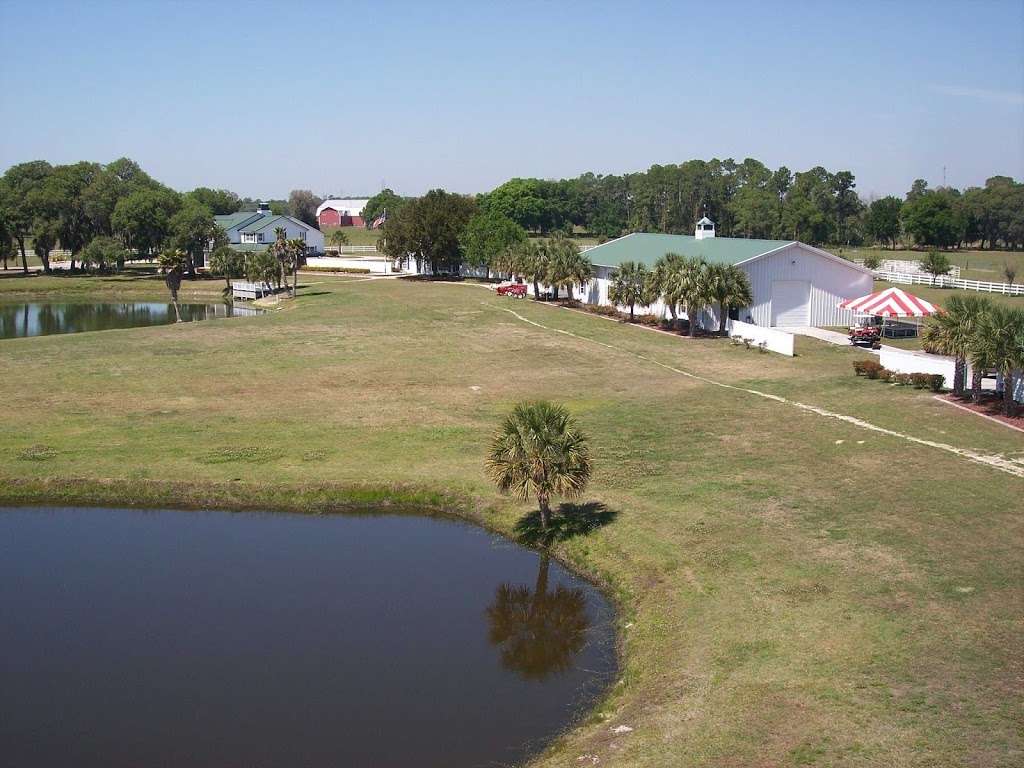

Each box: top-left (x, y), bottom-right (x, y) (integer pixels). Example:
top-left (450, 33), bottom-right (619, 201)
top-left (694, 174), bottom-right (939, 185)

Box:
top-left (513, 501), bottom-right (618, 548)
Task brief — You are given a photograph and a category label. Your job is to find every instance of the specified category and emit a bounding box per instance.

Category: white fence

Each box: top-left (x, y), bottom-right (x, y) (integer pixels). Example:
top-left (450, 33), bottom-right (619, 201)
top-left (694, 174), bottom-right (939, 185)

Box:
top-left (726, 319), bottom-right (795, 356)
top-left (305, 255), bottom-right (398, 274)
top-left (325, 245), bottom-right (378, 254)
top-left (861, 259), bottom-right (961, 278)
top-left (875, 271), bottom-right (1024, 296)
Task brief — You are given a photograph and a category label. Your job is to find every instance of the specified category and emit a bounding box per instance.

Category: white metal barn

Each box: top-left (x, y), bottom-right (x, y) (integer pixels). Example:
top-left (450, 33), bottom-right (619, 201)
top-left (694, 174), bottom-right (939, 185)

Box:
top-left (569, 220), bottom-right (873, 328)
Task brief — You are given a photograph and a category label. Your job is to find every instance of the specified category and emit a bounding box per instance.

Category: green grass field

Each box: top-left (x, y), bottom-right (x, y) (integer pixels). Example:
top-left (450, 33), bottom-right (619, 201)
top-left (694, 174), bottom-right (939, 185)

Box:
top-left (838, 246), bottom-right (1024, 283)
top-left (1, 274), bottom-right (1022, 767)
top-left (320, 225), bottom-right (384, 247)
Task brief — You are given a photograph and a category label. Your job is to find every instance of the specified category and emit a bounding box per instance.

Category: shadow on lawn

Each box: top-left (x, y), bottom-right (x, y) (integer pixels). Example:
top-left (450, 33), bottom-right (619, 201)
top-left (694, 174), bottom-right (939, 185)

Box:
top-left (514, 501), bottom-right (618, 548)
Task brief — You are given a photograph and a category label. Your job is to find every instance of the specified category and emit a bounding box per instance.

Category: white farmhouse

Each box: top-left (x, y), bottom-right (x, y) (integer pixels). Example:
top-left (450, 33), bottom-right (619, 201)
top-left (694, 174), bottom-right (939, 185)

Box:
top-left (214, 203), bottom-right (325, 256)
top-left (571, 219), bottom-right (873, 328)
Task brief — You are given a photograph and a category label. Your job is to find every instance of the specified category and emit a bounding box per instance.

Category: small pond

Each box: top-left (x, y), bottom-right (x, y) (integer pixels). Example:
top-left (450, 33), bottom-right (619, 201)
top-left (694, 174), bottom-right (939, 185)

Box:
top-left (0, 301), bottom-right (261, 339)
top-left (0, 507), bottom-right (617, 767)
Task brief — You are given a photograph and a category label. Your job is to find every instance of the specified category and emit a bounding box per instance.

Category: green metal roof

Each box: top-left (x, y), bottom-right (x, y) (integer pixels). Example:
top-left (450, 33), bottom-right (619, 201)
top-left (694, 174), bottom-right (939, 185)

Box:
top-left (214, 212), bottom-right (261, 230)
top-left (585, 233), bottom-right (795, 269)
top-left (238, 214), bottom-right (290, 234)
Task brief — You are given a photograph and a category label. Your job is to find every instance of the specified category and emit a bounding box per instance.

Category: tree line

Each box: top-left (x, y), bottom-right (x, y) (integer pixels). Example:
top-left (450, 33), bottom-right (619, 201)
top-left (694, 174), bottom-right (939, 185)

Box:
top-left (0, 157), bottom-right (330, 275)
top-left (367, 161), bottom-right (1023, 251)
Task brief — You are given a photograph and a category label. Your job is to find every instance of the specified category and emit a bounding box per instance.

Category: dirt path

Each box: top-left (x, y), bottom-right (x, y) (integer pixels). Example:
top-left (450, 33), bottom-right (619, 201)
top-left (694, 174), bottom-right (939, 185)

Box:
top-left (482, 300), bottom-right (1024, 480)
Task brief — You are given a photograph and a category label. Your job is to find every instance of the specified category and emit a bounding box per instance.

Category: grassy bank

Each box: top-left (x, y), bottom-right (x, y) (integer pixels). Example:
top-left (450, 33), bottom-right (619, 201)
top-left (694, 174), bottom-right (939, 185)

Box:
top-left (1, 275), bottom-right (1021, 766)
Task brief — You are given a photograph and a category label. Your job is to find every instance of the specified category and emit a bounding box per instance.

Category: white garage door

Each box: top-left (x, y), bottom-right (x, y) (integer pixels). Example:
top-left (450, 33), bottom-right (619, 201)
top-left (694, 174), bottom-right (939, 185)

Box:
top-left (771, 280), bottom-right (810, 326)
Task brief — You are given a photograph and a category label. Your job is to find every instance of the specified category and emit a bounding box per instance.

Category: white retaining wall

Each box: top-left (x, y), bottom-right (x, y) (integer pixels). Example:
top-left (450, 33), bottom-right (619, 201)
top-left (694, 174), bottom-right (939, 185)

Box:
top-left (726, 319), bottom-right (795, 356)
top-left (305, 256), bottom-right (398, 274)
top-left (879, 346), bottom-right (956, 383)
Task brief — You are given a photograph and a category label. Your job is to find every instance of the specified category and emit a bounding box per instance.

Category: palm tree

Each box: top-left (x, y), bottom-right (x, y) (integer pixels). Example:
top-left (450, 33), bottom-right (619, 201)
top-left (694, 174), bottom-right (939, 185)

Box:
top-left (328, 228), bottom-right (349, 250)
top-left (485, 401), bottom-right (592, 531)
top-left (608, 261), bottom-right (649, 321)
top-left (285, 238), bottom-right (307, 297)
top-left (970, 306), bottom-right (1024, 416)
top-left (270, 226), bottom-right (288, 289)
top-left (515, 240), bottom-right (547, 300)
top-left (669, 256), bottom-right (712, 337)
top-left (706, 263), bottom-right (753, 334)
top-left (158, 249), bottom-right (187, 322)
top-left (923, 294), bottom-right (991, 397)
top-left (650, 253), bottom-right (685, 324)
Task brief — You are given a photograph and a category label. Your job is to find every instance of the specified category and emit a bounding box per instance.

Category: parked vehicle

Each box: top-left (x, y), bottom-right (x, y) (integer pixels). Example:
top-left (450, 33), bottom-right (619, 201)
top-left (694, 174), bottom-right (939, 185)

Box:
top-left (849, 322), bottom-right (881, 348)
top-left (496, 282), bottom-right (527, 298)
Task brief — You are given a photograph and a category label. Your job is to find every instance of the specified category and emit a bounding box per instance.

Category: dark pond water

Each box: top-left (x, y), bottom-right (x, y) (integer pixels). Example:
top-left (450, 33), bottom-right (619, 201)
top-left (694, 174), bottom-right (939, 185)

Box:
top-left (0, 301), bottom-right (261, 339)
top-left (0, 507), bottom-right (617, 768)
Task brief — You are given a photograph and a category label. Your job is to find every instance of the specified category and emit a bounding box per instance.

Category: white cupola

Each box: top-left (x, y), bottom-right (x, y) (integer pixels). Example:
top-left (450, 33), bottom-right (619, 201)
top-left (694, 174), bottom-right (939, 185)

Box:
top-left (695, 216), bottom-right (715, 240)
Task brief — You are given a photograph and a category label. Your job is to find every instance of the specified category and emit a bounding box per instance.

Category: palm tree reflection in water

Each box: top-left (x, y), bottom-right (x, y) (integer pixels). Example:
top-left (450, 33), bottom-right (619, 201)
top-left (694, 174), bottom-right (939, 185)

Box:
top-left (486, 554), bottom-right (590, 681)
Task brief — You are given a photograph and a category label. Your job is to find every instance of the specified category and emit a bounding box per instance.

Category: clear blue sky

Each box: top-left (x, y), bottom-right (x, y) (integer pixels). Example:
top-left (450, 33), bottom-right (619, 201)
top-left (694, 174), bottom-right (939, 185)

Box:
top-left (1, 0), bottom-right (1021, 200)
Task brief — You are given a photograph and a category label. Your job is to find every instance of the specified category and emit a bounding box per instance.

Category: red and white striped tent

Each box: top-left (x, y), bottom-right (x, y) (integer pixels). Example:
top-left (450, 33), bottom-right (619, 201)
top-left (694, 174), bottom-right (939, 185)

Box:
top-left (838, 287), bottom-right (940, 317)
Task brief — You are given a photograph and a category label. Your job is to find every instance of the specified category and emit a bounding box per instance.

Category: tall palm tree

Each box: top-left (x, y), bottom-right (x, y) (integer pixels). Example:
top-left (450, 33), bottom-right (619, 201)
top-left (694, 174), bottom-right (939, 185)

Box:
top-left (650, 253), bottom-right (685, 324)
top-left (286, 238), bottom-right (307, 297)
top-left (669, 256), bottom-right (712, 337)
top-left (923, 294), bottom-right (991, 397)
top-left (270, 226), bottom-right (288, 290)
top-left (706, 263), bottom-right (754, 334)
top-left (608, 261), bottom-right (649, 321)
top-left (485, 401), bottom-right (592, 531)
top-left (970, 305), bottom-right (1024, 415)
top-left (515, 240), bottom-right (547, 300)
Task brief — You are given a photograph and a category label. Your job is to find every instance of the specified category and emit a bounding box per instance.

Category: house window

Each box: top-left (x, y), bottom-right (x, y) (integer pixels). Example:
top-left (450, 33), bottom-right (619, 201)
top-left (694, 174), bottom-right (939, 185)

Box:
top-left (256, 233), bottom-right (264, 243)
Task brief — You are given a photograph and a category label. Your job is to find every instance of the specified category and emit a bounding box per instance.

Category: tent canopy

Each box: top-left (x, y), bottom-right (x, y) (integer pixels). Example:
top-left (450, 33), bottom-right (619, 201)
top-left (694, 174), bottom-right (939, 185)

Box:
top-left (839, 287), bottom-right (940, 318)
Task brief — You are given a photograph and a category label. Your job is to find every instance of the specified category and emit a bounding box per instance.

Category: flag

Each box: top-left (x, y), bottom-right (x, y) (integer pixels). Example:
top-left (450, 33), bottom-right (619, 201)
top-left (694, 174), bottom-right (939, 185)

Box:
top-left (371, 208), bottom-right (387, 229)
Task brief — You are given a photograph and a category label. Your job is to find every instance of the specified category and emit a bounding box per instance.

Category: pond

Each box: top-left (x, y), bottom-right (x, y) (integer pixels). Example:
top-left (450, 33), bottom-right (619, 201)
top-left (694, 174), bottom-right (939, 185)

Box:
top-left (0, 301), bottom-right (261, 339)
top-left (0, 507), bottom-right (617, 768)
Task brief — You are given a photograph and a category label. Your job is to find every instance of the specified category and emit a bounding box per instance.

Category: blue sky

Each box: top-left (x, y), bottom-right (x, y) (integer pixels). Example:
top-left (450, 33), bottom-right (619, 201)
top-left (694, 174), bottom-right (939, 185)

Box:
top-left (1, 0), bottom-right (1021, 200)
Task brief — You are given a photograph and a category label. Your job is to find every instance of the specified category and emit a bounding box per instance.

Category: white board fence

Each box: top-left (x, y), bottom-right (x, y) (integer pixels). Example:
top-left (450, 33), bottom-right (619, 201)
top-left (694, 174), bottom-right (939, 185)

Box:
top-left (875, 271), bottom-right (1024, 296)
top-left (305, 256), bottom-right (397, 274)
top-left (726, 319), bottom-right (795, 356)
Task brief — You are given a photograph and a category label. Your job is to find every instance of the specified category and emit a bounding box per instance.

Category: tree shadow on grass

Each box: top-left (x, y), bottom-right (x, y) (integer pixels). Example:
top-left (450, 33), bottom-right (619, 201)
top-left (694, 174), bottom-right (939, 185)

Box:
top-left (513, 501), bottom-right (618, 548)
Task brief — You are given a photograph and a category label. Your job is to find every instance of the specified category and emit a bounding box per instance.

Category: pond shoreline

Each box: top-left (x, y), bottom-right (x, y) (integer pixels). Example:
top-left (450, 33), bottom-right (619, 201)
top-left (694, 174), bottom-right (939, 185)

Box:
top-left (0, 476), bottom-right (626, 765)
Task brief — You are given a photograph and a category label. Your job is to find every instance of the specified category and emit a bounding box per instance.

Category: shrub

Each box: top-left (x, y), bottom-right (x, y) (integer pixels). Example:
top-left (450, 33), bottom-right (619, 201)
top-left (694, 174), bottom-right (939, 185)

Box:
top-left (928, 374), bottom-right (945, 392)
top-left (894, 373), bottom-right (913, 386)
top-left (910, 373), bottom-right (932, 389)
top-left (861, 360), bottom-right (884, 379)
top-left (880, 368), bottom-right (896, 382)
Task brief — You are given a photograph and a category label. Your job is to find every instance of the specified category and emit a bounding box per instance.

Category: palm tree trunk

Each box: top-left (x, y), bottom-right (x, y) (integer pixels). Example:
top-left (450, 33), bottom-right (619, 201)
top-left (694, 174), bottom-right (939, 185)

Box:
top-left (971, 366), bottom-right (983, 403)
top-left (552, 285), bottom-right (559, 300)
top-left (718, 301), bottom-right (727, 334)
top-left (18, 238), bottom-right (28, 274)
top-left (953, 358), bottom-right (966, 396)
top-left (629, 303), bottom-right (635, 321)
top-left (1003, 371), bottom-right (1016, 416)
top-left (533, 279), bottom-right (540, 300)
top-left (537, 492), bottom-right (551, 531)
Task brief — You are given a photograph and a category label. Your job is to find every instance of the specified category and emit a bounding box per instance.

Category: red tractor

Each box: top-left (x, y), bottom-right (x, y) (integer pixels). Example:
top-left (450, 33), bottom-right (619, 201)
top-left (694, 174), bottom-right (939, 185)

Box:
top-left (496, 282), bottom-right (528, 298)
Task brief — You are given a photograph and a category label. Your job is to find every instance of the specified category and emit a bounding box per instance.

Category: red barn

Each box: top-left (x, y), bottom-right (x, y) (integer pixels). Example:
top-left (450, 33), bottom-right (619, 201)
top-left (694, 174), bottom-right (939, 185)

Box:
top-left (317, 199), bottom-right (369, 228)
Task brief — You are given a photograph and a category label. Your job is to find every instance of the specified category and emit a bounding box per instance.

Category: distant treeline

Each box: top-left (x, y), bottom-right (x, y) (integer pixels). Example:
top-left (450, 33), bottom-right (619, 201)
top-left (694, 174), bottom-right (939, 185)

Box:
top-left (0, 157), bottom-right (327, 274)
top-left (365, 160), bottom-right (1023, 250)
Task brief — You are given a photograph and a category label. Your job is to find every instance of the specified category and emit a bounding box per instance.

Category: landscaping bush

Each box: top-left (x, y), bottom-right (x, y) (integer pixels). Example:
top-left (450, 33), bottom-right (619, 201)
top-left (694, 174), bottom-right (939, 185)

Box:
top-left (860, 360), bottom-right (884, 379)
top-left (910, 373), bottom-right (932, 389)
top-left (894, 373), bottom-right (913, 386)
top-left (928, 374), bottom-right (945, 392)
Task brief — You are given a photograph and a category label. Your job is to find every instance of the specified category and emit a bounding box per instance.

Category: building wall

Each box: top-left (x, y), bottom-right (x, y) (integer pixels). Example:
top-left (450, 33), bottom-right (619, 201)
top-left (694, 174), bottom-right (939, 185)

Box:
top-left (738, 244), bottom-right (873, 327)
top-left (318, 209), bottom-right (342, 228)
top-left (250, 219), bottom-right (324, 253)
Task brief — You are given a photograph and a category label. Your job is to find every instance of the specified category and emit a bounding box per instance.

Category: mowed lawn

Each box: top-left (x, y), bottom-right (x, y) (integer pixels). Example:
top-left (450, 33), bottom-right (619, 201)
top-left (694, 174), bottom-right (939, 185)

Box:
top-left (1, 275), bottom-right (1022, 767)
top-left (842, 246), bottom-right (1024, 283)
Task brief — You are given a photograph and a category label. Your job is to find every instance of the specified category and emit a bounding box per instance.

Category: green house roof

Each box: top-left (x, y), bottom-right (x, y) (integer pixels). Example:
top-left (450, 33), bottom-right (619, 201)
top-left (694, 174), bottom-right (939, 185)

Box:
top-left (584, 233), bottom-right (796, 269)
top-left (237, 214), bottom-right (290, 234)
top-left (214, 212), bottom-right (261, 230)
